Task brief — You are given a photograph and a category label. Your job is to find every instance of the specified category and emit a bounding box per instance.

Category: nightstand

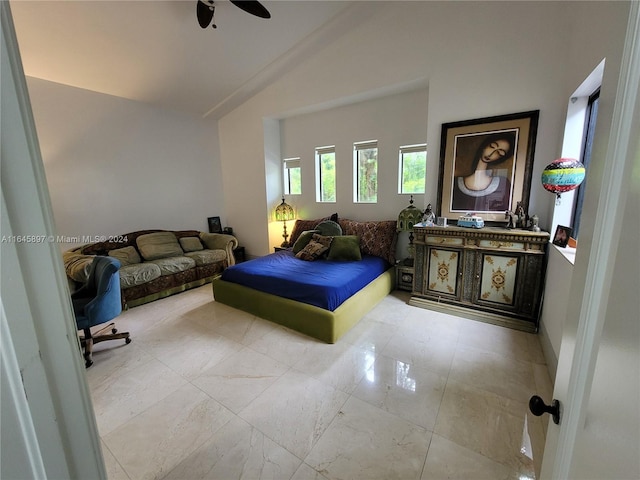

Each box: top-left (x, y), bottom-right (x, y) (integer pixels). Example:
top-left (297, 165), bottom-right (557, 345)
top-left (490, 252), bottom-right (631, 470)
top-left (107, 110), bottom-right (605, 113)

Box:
top-left (274, 246), bottom-right (290, 252)
top-left (395, 263), bottom-right (414, 291)
top-left (233, 246), bottom-right (245, 263)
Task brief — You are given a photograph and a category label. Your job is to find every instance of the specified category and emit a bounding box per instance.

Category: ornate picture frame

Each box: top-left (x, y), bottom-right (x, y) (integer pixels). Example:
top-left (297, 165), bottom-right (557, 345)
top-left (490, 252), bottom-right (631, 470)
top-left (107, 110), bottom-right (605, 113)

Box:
top-left (437, 110), bottom-right (539, 225)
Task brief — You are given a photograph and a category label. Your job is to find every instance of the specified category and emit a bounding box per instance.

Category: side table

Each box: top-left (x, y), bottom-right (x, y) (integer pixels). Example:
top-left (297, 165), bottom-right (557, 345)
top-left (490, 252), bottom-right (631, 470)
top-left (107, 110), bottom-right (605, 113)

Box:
top-left (395, 263), bottom-right (414, 291)
top-left (233, 246), bottom-right (246, 263)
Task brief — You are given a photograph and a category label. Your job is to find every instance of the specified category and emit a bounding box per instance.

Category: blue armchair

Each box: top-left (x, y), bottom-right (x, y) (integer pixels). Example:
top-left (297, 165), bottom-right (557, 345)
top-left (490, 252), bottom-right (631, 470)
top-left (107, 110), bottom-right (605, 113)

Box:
top-left (72, 256), bottom-right (131, 367)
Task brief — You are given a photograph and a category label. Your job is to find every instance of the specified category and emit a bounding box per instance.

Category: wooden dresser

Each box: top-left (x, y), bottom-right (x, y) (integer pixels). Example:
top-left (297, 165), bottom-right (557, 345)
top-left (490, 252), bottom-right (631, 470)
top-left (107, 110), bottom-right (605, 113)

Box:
top-left (410, 225), bottom-right (549, 332)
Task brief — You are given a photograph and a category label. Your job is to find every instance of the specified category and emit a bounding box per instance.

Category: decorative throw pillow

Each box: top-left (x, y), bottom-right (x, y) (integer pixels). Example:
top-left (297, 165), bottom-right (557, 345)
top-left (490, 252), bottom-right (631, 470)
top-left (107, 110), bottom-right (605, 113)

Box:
top-left (289, 217), bottom-right (329, 245)
top-left (179, 236), bottom-right (204, 252)
top-left (295, 234), bottom-right (333, 261)
top-left (315, 220), bottom-right (342, 237)
top-left (108, 246), bottom-right (141, 266)
top-left (327, 235), bottom-right (361, 261)
top-left (339, 219), bottom-right (397, 265)
top-left (292, 230), bottom-right (320, 254)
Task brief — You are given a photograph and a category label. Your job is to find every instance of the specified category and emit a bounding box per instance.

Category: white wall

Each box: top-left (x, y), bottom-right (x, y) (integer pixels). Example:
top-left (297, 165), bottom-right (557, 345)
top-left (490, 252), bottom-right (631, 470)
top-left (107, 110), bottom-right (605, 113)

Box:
top-left (26, 78), bottom-right (224, 250)
top-left (219, 1), bottom-right (583, 257)
top-left (276, 87), bottom-right (428, 255)
top-left (538, 247), bottom-right (574, 377)
top-left (538, 1), bottom-right (630, 377)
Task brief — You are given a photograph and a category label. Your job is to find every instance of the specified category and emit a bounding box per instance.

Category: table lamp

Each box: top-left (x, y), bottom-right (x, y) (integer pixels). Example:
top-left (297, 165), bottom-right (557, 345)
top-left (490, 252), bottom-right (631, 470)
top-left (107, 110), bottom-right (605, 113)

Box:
top-left (274, 197), bottom-right (295, 247)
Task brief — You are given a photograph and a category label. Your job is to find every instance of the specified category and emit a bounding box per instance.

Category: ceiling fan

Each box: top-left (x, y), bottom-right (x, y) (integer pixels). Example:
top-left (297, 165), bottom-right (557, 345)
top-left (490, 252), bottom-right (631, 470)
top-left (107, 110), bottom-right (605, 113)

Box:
top-left (197, 0), bottom-right (271, 29)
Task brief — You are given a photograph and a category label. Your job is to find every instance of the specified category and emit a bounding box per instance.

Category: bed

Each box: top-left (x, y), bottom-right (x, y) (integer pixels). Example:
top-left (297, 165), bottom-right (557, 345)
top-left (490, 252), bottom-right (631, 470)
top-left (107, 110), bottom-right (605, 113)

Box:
top-left (212, 218), bottom-right (397, 343)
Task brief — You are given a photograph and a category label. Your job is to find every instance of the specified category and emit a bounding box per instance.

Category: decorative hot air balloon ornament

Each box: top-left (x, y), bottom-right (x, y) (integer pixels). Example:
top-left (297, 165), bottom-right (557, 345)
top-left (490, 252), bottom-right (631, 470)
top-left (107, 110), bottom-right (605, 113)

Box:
top-left (541, 158), bottom-right (585, 205)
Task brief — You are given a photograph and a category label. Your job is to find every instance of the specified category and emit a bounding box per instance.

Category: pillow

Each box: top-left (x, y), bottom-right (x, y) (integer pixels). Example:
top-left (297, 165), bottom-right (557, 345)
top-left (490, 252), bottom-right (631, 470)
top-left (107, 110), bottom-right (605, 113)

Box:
top-left (327, 235), bottom-right (361, 261)
top-left (108, 246), bottom-right (141, 266)
top-left (339, 219), bottom-right (397, 265)
top-left (136, 232), bottom-right (183, 260)
top-left (179, 236), bottom-right (204, 252)
top-left (292, 230), bottom-right (320, 254)
top-left (295, 234), bottom-right (333, 261)
top-left (287, 215), bottom-right (340, 245)
top-left (289, 216), bottom-right (330, 245)
top-left (315, 220), bottom-right (342, 237)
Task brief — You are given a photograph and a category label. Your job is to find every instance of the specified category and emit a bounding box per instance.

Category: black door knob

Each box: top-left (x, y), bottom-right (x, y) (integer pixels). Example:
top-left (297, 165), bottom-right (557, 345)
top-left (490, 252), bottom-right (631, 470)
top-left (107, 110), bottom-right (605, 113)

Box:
top-left (529, 395), bottom-right (561, 425)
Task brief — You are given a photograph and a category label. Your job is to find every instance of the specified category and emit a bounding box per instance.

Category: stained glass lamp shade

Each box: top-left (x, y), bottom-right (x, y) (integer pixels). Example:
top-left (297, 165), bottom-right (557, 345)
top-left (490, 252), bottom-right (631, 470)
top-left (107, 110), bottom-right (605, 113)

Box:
top-left (274, 197), bottom-right (295, 247)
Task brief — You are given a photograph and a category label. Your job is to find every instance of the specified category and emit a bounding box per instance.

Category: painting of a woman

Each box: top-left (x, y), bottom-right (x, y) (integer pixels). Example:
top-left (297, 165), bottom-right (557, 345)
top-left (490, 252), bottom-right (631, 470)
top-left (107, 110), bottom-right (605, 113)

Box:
top-left (451, 131), bottom-right (517, 212)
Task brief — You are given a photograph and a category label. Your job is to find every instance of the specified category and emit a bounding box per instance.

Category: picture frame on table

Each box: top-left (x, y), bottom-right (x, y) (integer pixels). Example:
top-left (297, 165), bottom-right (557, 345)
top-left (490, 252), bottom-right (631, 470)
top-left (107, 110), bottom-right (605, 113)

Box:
top-left (553, 225), bottom-right (573, 247)
top-left (436, 110), bottom-right (539, 225)
top-left (207, 216), bottom-right (222, 234)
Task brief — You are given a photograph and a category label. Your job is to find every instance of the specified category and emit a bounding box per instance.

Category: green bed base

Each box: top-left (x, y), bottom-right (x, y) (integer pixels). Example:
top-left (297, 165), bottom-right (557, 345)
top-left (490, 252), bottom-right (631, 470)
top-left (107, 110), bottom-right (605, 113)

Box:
top-left (212, 268), bottom-right (394, 343)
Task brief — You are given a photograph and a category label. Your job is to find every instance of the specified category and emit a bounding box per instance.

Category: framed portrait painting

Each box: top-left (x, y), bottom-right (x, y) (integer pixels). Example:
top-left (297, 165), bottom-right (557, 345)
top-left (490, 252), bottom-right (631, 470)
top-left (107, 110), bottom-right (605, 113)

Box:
top-left (437, 110), bottom-right (539, 225)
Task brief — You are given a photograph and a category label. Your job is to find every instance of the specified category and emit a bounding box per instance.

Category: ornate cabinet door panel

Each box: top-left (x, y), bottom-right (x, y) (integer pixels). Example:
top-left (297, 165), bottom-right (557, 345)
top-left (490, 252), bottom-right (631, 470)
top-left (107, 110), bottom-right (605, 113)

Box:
top-left (426, 247), bottom-right (462, 300)
top-left (474, 253), bottom-right (520, 311)
top-left (519, 254), bottom-right (546, 317)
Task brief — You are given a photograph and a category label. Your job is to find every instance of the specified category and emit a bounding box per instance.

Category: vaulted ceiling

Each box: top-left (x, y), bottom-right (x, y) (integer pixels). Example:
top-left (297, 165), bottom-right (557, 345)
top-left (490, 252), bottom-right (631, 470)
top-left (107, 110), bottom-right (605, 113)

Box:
top-left (10, 0), bottom-right (353, 119)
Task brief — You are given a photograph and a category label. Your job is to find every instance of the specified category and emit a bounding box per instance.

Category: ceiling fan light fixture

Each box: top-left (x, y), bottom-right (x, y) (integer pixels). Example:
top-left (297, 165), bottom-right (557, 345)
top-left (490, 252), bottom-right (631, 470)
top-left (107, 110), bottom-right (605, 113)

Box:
top-left (196, 0), bottom-right (271, 29)
top-left (229, 0), bottom-right (271, 19)
top-left (196, 0), bottom-right (216, 29)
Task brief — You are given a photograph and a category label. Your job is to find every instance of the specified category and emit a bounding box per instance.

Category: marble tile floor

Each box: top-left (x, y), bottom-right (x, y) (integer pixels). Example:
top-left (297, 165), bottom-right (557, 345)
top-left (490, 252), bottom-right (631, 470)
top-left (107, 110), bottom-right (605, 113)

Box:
top-left (86, 285), bottom-right (554, 480)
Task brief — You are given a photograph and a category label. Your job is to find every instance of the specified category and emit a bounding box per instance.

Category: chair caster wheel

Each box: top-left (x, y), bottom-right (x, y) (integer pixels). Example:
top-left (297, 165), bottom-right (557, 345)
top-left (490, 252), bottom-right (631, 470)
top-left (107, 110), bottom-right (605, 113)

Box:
top-left (125, 337), bottom-right (132, 344)
top-left (112, 328), bottom-right (118, 334)
top-left (85, 359), bottom-right (93, 368)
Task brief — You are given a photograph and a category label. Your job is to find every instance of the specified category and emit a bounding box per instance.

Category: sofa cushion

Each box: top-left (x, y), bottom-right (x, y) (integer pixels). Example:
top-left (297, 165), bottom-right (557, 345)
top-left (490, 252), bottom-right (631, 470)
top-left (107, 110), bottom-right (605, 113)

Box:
top-left (147, 256), bottom-right (196, 276)
top-left (184, 249), bottom-right (226, 266)
top-left (327, 235), bottom-right (362, 261)
top-left (119, 263), bottom-right (162, 289)
top-left (137, 232), bottom-right (183, 260)
top-left (63, 251), bottom-right (95, 283)
top-left (179, 236), bottom-right (204, 252)
top-left (108, 246), bottom-right (141, 266)
top-left (339, 219), bottom-right (397, 265)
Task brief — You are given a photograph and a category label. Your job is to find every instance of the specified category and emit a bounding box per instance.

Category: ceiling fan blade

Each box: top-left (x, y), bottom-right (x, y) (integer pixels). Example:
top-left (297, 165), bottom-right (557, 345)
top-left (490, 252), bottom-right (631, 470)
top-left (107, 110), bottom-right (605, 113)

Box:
top-left (197, 0), bottom-right (215, 28)
top-left (229, 0), bottom-right (271, 19)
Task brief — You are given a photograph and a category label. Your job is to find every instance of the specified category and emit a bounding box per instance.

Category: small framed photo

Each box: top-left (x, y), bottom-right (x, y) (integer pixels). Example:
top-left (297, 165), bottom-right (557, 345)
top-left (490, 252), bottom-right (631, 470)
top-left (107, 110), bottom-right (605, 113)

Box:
top-left (207, 216), bottom-right (222, 234)
top-left (553, 225), bottom-right (573, 247)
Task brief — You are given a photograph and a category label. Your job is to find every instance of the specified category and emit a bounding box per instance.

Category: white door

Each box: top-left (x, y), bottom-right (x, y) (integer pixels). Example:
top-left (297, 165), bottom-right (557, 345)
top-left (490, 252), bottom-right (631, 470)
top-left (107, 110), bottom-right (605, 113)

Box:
top-left (540, 4), bottom-right (640, 479)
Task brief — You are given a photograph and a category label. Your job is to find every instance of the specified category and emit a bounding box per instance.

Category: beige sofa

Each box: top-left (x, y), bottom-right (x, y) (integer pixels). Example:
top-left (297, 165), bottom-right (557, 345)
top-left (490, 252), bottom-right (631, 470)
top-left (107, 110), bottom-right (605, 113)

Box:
top-left (64, 229), bottom-right (237, 308)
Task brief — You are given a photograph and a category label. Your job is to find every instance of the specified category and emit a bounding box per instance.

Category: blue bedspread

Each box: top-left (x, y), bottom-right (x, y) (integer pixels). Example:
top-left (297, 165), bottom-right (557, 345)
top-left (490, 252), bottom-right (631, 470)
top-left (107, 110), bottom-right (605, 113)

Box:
top-left (220, 251), bottom-right (389, 311)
